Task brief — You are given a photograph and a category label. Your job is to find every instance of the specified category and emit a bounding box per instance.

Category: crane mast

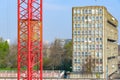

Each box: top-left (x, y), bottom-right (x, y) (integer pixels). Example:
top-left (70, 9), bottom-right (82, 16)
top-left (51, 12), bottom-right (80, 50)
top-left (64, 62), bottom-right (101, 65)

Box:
top-left (18, 0), bottom-right (43, 80)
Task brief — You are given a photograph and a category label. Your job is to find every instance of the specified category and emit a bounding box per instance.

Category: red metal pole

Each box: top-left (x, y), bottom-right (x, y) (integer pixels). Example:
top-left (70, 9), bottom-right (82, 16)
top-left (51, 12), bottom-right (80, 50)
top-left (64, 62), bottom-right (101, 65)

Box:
top-left (28, 0), bottom-right (32, 80)
top-left (40, 0), bottom-right (43, 80)
top-left (17, 0), bottom-right (20, 80)
top-left (17, 0), bottom-right (43, 80)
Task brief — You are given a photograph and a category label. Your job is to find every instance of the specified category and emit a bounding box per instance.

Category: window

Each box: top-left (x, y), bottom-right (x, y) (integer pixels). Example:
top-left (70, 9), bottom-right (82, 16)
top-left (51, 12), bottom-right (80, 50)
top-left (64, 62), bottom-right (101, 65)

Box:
top-left (100, 66), bottom-right (103, 71)
top-left (96, 9), bottom-right (98, 14)
top-left (97, 38), bottom-right (99, 41)
top-left (84, 24), bottom-right (87, 27)
top-left (95, 23), bottom-right (99, 27)
top-left (96, 52), bottom-right (99, 57)
top-left (82, 31), bottom-right (84, 35)
top-left (85, 9), bottom-right (88, 14)
top-left (74, 38), bottom-right (77, 42)
top-left (78, 59), bottom-right (80, 64)
top-left (78, 24), bottom-right (80, 27)
top-left (85, 31), bottom-right (88, 34)
top-left (95, 30), bottom-right (99, 35)
top-left (81, 9), bottom-right (82, 14)
top-left (74, 66), bottom-right (77, 71)
top-left (85, 37), bottom-right (87, 42)
top-left (100, 44), bottom-right (102, 49)
top-left (99, 23), bottom-right (103, 27)
top-left (78, 52), bottom-right (81, 56)
top-left (89, 38), bottom-right (91, 41)
top-left (78, 17), bottom-right (80, 21)
top-left (82, 59), bottom-right (84, 64)
top-left (91, 45), bottom-right (93, 50)
top-left (89, 9), bottom-right (92, 14)
top-left (97, 23), bottom-right (99, 27)
top-left (82, 9), bottom-right (84, 14)
top-left (74, 31), bottom-right (77, 35)
top-left (73, 16), bottom-right (76, 21)
top-left (99, 52), bottom-right (102, 57)
top-left (82, 24), bottom-right (84, 27)
top-left (85, 52), bottom-right (88, 57)
top-left (77, 66), bottom-right (81, 71)
top-left (82, 52), bottom-right (84, 56)
top-left (96, 66), bottom-right (99, 71)
top-left (92, 16), bottom-right (95, 21)
top-left (96, 38), bottom-right (99, 41)
top-left (85, 16), bottom-right (88, 20)
top-left (99, 31), bottom-right (102, 35)
top-left (92, 9), bottom-right (95, 14)
top-left (100, 16), bottom-right (102, 20)
top-left (83, 46), bottom-right (85, 50)
top-left (82, 37), bottom-right (84, 42)
top-left (100, 59), bottom-right (103, 64)
top-left (81, 45), bottom-right (83, 50)
top-left (78, 45), bottom-right (80, 49)
top-left (74, 24), bottom-right (77, 28)
top-left (74, 52), bottom-right (77, 56)
top-left (74, 9), bottom-right (76, 14)
top-left (100, 38), bottom-right (102, 41)
top-left (88, 23), bottom-right (92, 28)
top-left (91, 31), bottom-right (94, 35)
top-left (77, 9), bottom-right (80, 14)
top-left (96, 16), bottom-right (99, 21)
top-left (74, 59), bottom-right (77, 63)
top-left (90, 52), bottom-right (92, 55)
top-left (96, 45), bottom-right (99, 50)
top-left (77, 38), bottom-right (80, 42)
top-left (88, 16), bottom-right (91, 21)
top-left (74, 45), bottom-right (76, 49)
top-left (84, 45), bottom-right (87, 49)
top-left (98, 9), bottom-right (102, 14)
top-left (89, 30), bottom-right (91, 35)
top-left (91, 37), bottom-right (94, 41)
top-left (95, 23), bottom-right (98, 27)
top-left (92, 24), bottom-right (94, 27)
top-left (89, 45), bottom-right (92, 50)
top-left (92, 44), bottom-right (95, 50)
top-left (82, 16), bottom-right (84, 21)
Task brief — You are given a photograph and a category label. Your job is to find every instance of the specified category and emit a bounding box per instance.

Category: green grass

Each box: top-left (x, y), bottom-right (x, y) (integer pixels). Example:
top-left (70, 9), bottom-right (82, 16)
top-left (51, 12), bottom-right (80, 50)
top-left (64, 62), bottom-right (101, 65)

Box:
top-left (0, 68), bottom-right (17, 71)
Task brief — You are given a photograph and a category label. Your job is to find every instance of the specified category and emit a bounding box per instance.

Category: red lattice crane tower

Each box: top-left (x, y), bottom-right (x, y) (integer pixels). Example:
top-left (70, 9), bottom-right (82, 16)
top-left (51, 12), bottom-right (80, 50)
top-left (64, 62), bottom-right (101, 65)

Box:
top-left (17, 0), bottom-right (43, 80)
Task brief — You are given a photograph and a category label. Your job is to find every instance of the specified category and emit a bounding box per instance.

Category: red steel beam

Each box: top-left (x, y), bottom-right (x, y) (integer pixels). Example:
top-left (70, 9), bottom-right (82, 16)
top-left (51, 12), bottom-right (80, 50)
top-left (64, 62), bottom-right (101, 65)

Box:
top-left (18, 0), bottom-right (43, 80)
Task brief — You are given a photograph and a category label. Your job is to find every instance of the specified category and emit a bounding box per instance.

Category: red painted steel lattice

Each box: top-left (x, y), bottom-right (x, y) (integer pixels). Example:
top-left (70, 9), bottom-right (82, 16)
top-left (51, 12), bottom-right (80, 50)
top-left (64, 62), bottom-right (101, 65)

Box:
top-left (18, 0), bottom-right (43, 80)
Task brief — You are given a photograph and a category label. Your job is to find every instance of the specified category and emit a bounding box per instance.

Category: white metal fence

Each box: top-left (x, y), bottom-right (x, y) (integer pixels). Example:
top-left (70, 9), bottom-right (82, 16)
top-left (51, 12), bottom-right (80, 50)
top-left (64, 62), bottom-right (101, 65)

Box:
top-left (0, 70), bottom-right (64, 79)
top-left (0, 70), bottom-right (105, 80)
top-left (0, 71), bottom-right (17, 78)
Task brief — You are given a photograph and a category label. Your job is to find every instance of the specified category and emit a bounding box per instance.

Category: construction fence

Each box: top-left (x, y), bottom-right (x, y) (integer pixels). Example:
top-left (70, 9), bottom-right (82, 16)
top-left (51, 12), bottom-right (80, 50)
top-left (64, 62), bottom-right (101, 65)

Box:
top-left (0, 70), bottom-right (105, 80)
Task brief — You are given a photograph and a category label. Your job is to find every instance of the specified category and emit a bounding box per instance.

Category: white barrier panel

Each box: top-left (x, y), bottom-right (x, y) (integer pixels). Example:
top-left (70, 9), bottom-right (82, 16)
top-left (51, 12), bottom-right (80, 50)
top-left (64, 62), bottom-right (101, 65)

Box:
top-left (0, 70), bottom-right (64, 78)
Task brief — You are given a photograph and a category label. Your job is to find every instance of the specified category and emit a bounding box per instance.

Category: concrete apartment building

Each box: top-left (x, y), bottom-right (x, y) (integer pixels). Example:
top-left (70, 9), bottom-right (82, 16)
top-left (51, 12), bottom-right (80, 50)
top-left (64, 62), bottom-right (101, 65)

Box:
top-left (118, 45), bottom-right (120, 70)
top-left (71, 6), bottom-right (118, 79)
top-left (55, 38), bottom-right (72, 48)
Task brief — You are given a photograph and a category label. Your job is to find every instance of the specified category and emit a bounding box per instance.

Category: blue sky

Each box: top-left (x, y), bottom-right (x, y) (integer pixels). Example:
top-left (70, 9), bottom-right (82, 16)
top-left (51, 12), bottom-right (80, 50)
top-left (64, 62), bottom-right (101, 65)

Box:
top-left (0, 0), bottom-right (120, 43)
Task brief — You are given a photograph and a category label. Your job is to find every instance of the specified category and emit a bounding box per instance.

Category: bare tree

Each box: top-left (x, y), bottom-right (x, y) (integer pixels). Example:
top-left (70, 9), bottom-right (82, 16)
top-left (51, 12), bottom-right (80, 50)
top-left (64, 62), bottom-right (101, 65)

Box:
top-left (48, 41), bottom-right (64, 70)
top-left (43, 42), bottom-right (52, 70)
top-left (82, 55), bottom-right (95, 74)
top-left (43, 42), bottom-right (50, 58)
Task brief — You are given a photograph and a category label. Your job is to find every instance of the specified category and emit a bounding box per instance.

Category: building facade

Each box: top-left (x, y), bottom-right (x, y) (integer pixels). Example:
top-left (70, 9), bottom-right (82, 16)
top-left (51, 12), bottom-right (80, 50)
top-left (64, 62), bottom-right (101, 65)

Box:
top-left (118, 45), bottom-right (120, 70)
top-left (55, 38), bottom-right (72, 48)
top-left (71, 6), bottom-right (118, 79)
